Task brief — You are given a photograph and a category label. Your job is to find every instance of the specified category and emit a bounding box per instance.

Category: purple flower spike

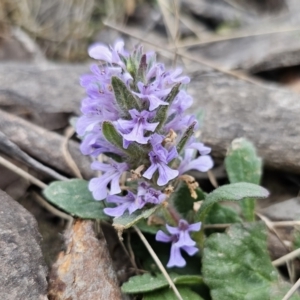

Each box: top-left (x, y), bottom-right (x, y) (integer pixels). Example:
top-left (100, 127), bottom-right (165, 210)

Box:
top-left (143, 134), bottom-right (179, 186)
top-left (156, 219), bottom-right (201, 268)
top-left (117, 109), bottom-right (159, 145)
top-left (88, 160), bottom-right (128, 200)
top-left (104, 191), bottom-right (142, 217)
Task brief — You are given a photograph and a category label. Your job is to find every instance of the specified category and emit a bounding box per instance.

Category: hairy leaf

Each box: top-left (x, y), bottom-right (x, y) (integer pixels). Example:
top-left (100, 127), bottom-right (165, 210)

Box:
top-left (172, 182), bottom-right (205, 218)
top-left (153, 83), bottom-right (180, 132)
top-left (102, 121), bottom-right (144, 160)
top-left (143, 287), bottom-right (204, 300)
top-left (122, 272), bottom-right (203, 294)
top-left (205, 203), bottom-right (242, 224)
top-left (176, 121), bottom-right (197, 154)
top-left (102, 121), bottom-right (124, 150)
top-left (136, 219), bottom-right (163, 234)
top-left (197, 182), bottom-right (269, 221)
top-left (111, 76), bottom-right (140, 112)
top-left (202, 223), bottom-right (300, 300)
top-left (113, 205), bottom-right (162, 230)
top-left (43, 179), bottom-right (109, 220)
top-left (225, 138), bottom-right (263, 221)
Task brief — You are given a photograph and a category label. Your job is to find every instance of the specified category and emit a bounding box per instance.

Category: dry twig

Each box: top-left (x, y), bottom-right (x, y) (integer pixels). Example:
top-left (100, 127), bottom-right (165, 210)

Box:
top-left (103, 21), bottom-right (268, 88)
top-left (272, 248), bottom-right (300, 267)
top-left (62, 126), bottom-right (83, 179)
top-left (134, 226), bottom-right (183, 300)
top-left (0, 155), bottom-right (73, 222)
top-left (0, 155), bottom-right (47, 189)
top-left (282, 277), bottom-right (300, 300)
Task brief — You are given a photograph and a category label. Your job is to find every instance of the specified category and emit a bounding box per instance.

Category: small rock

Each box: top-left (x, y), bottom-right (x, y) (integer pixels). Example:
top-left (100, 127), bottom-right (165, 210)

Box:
top-left (259, 197), bottom-right (300, 220)
top-left (0, 189), bottom-right (48, 300)
top-left (48, 220), bottom-right (124, 300)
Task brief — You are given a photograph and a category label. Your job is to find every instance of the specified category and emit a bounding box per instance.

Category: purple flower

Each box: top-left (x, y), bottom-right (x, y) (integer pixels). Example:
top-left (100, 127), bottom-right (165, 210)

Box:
top-left (162, 68), bottom-right (190, 86)
top-left (80, 129), bottom-right (123, 157)
top-left (117, 109), bottom-right (159, 146)
top-left (133, 81), bottom-right (171, 111)
top-left (187, 140), bottom-right (211, 155)
top-left (164, 114), bottom-right (198, 134)
top-left (89, 160), bottom-right (128, 200)
top-left (137, 182), bottom-right (166, 204)
top-left (104, 183), bottom-right (165, 217)
top-left (179, 149), bottom-right (213, 175)
top-left (143, 134), bottom-right (179, 186)
top-left (156, 220), bottom-right (201, 268)
top-left (88, 40), bottom-right (128, 68)
top-left (146, 62), bottom-right (164, 82)
top-left (104, 191), bottom-right (141, 217)
top-left (168, 90), bottom-right (193, 116)
top-left (80, 64), bottom-right (121, 88)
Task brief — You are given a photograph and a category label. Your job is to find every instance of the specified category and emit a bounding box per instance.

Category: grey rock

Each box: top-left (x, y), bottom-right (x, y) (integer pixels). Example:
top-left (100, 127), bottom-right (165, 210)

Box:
top-left (0, 189), bottom-right (48, 300)
top-left (183, 0), bottom-right (300, 72)
top-left (188, 70), bottom-right (300, 174)
top-left (0, 109), bottom-right (93, 179)
top-left (259, 197), bottom-right (300, 220)
top-left (0, 62), bottom-right (85, 114)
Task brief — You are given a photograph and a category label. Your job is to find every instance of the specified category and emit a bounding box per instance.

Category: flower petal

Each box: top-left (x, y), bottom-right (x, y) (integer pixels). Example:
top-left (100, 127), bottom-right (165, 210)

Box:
top-left (104, 202), bottom-right (130, 217)
top-left (166, 224), bottom-right (180, 235)
top-left (90, 161), bottom-right (112, 172)
top-left (176, 231), bottom-right (196, 247)
top-left (167, 244), bottom-right (186, 268)
top-left (148, 95), bottom-right (168, 111)
top-left (143, 163), bottom-right (158, 180)
top-left (106, 194), bottom-right (126, 204)
top-left (188, 222), bottom-right (202, 232)
top-left (190, 142), bottom-right (211, 155)
top-left (157, 164), bottom-right (179, 186)
top-left (88, 177), bottom-right (108, 200)
top-left (156, 230), bottom-right (172, 243)
top-left (181, 245), bottom-right (199, 256)
top-left (88, 44), bottom-right (112, 62)
top-left (109, 175), bottom-right (122, 195)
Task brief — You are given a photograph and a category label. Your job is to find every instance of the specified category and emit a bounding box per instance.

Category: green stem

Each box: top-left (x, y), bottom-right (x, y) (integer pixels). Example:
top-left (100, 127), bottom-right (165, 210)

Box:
top-left (162, 205), bottom-right (179, 227)
top-left (193, 216), bottom-right (206, 251)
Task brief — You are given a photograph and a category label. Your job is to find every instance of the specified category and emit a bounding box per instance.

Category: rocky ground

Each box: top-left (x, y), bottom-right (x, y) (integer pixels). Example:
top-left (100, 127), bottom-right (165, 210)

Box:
top-left (1, 0), bottom-right (300, 298)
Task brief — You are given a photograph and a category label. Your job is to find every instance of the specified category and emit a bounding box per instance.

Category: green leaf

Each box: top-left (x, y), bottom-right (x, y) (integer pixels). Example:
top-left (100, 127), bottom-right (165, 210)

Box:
top-left (153, 83), bottom-right (180, 132)
top-left (205, 203), bottom-right (242, 224)
top-left (43, 179), bottom-right (109, 220)
top-left (113, 205), bottom-right (162, 230)
top-left (102, 121), bottom-right (144, 161)
top-left (197, 182), bottom-right (269, 221)
top-left (136, 218), bottom-right (162, 234)
top-left (202, 223), bottom-right (300, 300)
top-left (172, 182), bottom-right (205, 218)
top-left (121, 273), bottom-right (203, 294)
top-left (143, 287), bottom-right (204, 300)
top-left (136, 54), bottom-right (147, 83)
top-left (111, 76), bottom-right (140, 112)
top-left (102, 121), bottom-right (124, 151)
top-left (176, 121), bottom-right (197, 154)
top-left (225, 138), bottom-right (263, 221)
